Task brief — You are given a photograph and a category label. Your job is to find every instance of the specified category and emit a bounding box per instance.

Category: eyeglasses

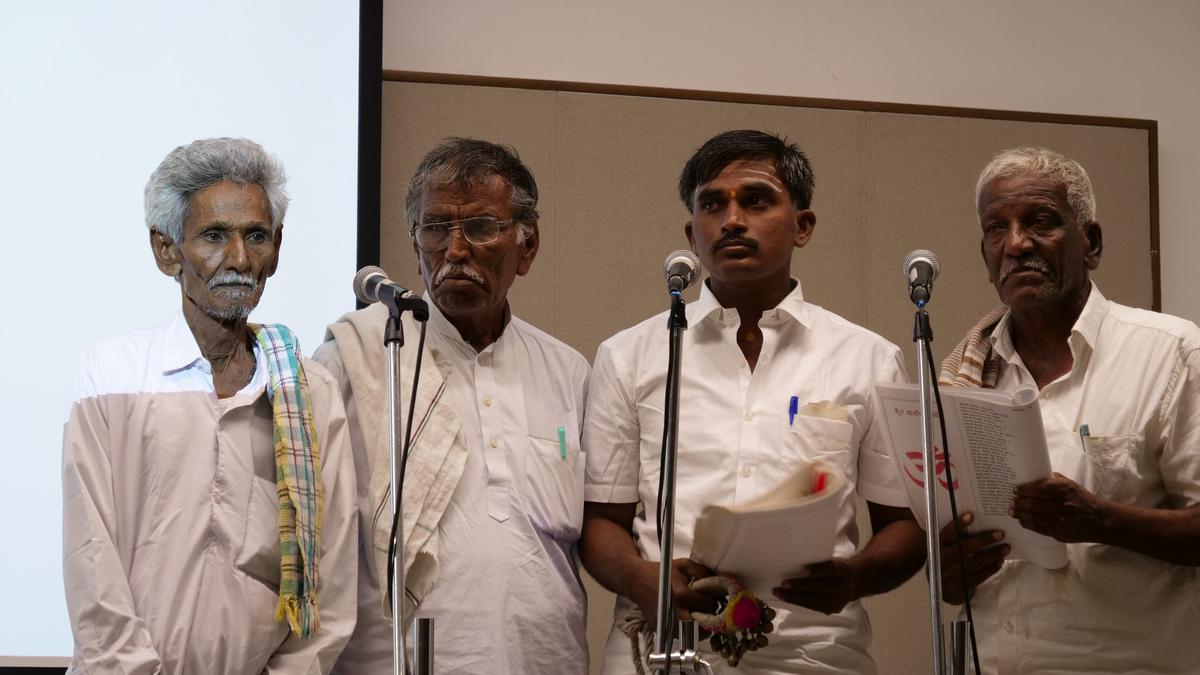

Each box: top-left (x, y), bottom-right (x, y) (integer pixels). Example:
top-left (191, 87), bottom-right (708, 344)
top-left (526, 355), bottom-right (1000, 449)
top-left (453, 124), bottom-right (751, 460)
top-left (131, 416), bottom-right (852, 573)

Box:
top-left (410, 216), bottom-right (515, 249)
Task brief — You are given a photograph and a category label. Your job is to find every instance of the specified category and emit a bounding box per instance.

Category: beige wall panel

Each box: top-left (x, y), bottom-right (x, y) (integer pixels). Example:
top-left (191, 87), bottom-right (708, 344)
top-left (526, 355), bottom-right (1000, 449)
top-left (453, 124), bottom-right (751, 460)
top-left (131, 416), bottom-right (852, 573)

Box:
top-left (864, 114), bottom-right (1152, 377)
top-left (381, 79), bottom-right (1154, 675)
top-left (552, 91), bottom-right (868, 361)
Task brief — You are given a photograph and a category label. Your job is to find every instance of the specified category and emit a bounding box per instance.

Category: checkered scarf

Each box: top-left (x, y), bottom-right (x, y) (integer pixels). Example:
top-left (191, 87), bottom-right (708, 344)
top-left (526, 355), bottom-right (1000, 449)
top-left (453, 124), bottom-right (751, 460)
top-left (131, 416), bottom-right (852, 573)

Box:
top-left (252, 323), bottom-right (323, 638)
top-left (939, 306), bottom-right (1009, 388)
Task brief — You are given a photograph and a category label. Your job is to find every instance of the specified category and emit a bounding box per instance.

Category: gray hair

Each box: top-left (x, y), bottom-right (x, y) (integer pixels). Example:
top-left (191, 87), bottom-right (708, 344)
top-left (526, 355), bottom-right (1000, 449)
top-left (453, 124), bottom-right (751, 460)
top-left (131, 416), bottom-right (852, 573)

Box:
top-left (404, 138), bottom-right (538, 242)
top-left (975, 147), bottom-right (1096, 224)
top-left (144, 137), bottom-right (289, 242)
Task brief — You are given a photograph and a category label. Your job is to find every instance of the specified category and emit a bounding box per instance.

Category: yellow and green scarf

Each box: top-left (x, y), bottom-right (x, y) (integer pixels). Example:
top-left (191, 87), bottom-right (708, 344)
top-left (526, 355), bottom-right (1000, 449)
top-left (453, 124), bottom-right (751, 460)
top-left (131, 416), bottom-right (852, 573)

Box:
top-left (252, 323), bottom-right (323, 639)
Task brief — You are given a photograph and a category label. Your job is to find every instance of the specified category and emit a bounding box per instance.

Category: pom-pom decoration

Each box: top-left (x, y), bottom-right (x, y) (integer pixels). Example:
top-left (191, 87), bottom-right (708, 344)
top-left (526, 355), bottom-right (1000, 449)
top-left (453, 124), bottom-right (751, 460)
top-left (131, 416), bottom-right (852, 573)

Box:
top-left (688, 575), bottom-right (778, 667)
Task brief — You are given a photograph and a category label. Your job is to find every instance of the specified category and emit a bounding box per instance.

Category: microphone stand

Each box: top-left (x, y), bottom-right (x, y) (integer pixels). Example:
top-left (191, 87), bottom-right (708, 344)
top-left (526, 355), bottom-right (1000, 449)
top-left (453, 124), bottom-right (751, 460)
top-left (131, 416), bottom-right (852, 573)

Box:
top-left (913, 308), bottom-right (948, 675)
top-left (382, 292), bottom-right (432, 675)
top-left (647, 289), bottom-right (715, 675)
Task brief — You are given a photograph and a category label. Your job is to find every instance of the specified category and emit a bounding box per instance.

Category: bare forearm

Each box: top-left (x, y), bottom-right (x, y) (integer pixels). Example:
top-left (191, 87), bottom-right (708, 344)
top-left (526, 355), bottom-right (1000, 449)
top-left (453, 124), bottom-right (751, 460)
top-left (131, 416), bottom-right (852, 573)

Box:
top-left (580, 504), bottom-right (651, 598)
top-left (851, 505), bottom-right (927, 598)
top-left (1096, 502), bottom-right (1200, 566)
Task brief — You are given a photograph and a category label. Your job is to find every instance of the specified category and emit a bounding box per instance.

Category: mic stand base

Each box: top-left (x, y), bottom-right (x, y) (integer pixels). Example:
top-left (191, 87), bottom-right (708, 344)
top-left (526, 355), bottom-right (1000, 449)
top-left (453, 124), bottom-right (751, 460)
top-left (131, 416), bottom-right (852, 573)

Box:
top-left (648, 620), bottom-right (715, 675)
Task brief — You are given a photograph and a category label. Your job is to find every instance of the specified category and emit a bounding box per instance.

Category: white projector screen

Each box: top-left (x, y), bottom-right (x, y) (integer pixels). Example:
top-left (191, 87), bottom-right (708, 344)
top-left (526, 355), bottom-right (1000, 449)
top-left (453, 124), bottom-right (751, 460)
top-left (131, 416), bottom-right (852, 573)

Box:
top-left (0, 2), bottom-right (360, 663)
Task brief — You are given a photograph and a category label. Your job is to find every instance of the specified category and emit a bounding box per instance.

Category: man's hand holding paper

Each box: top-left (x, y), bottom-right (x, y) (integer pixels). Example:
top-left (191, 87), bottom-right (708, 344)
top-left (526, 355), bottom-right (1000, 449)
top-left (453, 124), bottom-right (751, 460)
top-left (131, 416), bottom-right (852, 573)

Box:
top-left (772, 558), bottom-right (859, 615)
top-left (1011, 472), bottom-right (1108, 543)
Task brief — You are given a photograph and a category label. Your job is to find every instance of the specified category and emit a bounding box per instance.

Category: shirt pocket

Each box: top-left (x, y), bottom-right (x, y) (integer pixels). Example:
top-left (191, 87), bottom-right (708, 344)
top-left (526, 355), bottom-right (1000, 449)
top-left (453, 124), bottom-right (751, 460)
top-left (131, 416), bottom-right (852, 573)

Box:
top-left (525, 417), bottom-right (584, 542)
top-left (783, 413), bottom-right (856, 479)
top-left (1081, 433), bottom-right (1141, 502)
top-left (236, 473), bottom-right (282, 589)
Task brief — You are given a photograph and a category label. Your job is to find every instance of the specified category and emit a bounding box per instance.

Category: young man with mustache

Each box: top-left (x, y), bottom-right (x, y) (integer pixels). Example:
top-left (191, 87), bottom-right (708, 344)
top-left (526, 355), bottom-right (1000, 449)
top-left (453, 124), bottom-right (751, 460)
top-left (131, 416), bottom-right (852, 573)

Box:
top-left (62, 138), bottom-right (357, 673)
top-left (580, 129), bottom-right (926, 674)
top-left (318, 138), bottom-right (590, 674)
top-left (938, 147), bottom-right (1200, 673)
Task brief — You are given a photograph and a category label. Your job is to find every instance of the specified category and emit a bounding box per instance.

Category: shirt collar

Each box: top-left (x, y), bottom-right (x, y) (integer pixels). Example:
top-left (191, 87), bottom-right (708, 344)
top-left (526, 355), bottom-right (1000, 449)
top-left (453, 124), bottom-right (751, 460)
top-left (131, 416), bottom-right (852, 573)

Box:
top-left (692, 278), bottom-right (811, 329)
top-left (991, 281), bottom-right (1108, 361)
top-left (160, 310), bottom-right (207, 374)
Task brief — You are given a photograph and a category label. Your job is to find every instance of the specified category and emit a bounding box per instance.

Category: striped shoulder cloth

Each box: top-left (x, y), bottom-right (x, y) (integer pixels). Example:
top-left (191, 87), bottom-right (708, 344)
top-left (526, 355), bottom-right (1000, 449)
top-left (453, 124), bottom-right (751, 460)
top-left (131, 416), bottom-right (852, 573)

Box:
top-left (252, 323), bottom-right (323, 639)
top-left (939, 306), bottom-right (1008, 389)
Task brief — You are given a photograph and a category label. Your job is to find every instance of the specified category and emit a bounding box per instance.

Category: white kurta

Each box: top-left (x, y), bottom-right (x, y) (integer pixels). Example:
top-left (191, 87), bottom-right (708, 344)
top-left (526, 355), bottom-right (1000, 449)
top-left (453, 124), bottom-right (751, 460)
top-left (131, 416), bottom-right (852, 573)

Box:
top-left (61, 311), bottom-right (358, 675)
top-left (323, 299), bottom-right (590, 675)
top-left (585, 280), bottom-right (909, 675)
top-left (970, 285), bottom-right (1200, 675)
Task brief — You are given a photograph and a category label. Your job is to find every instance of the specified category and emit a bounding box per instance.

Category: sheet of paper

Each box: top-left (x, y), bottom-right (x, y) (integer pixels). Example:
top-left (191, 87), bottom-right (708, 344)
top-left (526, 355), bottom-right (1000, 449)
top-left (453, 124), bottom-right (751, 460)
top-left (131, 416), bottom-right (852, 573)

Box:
top-left (873, 382), bottom-right (1067, 569)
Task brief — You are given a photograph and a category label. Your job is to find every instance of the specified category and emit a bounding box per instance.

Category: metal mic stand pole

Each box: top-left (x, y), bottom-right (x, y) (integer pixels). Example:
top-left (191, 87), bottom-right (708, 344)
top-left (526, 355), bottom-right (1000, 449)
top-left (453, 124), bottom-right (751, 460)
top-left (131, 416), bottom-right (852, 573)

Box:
top-left (650, 289), bottom-right (686, 674)
top-left (384, 295), bottom-right (433, 675)
top-left (913, 309), bottom-right (947, 675)
top-left (647, 291), bottom-right (715, 675)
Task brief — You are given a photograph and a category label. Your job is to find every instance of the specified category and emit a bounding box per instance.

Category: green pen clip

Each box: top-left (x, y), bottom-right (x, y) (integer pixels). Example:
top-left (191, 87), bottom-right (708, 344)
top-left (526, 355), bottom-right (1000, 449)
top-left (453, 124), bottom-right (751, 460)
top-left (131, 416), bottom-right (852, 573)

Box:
top-left (557, 426), bottom-right (567, 460)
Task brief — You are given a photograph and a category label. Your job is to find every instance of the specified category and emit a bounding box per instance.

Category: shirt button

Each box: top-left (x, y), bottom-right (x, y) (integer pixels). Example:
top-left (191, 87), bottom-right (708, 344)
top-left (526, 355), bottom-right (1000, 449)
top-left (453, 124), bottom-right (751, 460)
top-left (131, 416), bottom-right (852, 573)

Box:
top-left (744, 411), bottom-right (754, 421)
top-left (483, 396), bottom-right (493, 407)
top-left (742, 466), bottom-right (752, 477)
top-left (489, 438), bottom-right (499, 448)
top-left (1004, 621), bottom-right (1014, 633)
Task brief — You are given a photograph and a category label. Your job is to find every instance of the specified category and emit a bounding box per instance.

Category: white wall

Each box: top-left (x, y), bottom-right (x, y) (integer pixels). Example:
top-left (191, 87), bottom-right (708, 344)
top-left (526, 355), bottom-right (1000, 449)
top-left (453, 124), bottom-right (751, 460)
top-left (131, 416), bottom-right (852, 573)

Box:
top-left (384, 0), bottom-right (1200, 321)
top-left (0, 2), bottom-right (358, 659)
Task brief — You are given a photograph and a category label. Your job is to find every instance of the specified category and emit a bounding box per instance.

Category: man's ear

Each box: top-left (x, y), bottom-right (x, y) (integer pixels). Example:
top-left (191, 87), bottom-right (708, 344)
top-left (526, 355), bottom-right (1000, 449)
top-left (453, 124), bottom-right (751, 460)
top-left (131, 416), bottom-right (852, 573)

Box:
top-left (150, 227), bottom-right (182, 278)
top-left (516, 223), bottom-right (540, 277)
top-left (1083, 221), bottom-right (1103, 271)
top-left (685, 221), bottom-right (696, 253)
top-left (794, 209), bottom-right (816, 248)
top-left (266, 225), bottom-right (283, 277)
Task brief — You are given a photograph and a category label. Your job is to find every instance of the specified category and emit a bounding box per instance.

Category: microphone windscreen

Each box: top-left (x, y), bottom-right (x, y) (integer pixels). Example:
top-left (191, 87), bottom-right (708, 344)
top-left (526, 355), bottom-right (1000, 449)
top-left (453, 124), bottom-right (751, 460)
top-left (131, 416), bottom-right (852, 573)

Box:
top-left (353, 265), bottom-right (389, 304)
top-left (902, 249), bottom-right (940, 280)
top-left (663, 249), bottom-right (702, 289)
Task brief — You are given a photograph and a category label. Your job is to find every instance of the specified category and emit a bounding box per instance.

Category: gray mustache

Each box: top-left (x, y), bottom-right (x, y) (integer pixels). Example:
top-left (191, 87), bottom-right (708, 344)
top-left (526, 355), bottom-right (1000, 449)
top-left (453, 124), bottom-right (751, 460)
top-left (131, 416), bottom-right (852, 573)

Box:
top-left (434, 263), bottom-right (485, 286)
top-left (208, 272), bottom-right (259, 291)
top-left (1001, 258), bottom-right (1051, 280)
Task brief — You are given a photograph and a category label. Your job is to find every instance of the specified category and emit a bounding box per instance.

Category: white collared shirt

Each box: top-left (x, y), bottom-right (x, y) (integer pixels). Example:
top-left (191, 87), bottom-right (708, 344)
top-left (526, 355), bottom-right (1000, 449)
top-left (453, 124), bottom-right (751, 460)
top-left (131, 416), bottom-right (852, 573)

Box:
top-left (970, 284), bottom-right (1200, 674)
top-left (585, 280), bottom-right (908, 675)
top-left (62, 311), bottom-right (357, 674)
top-left (417, 300), bottom-right (589, 674)
top-left (324, 299), bottom-right (591, 675)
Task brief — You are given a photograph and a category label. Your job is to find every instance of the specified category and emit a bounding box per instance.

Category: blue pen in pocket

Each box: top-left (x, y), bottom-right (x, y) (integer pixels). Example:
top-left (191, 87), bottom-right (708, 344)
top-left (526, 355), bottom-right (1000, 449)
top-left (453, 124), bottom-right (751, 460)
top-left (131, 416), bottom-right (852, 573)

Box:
top-left (557, 426), bottom-right (567, 460)
top-left (788, 396), bottom-right (799, 426)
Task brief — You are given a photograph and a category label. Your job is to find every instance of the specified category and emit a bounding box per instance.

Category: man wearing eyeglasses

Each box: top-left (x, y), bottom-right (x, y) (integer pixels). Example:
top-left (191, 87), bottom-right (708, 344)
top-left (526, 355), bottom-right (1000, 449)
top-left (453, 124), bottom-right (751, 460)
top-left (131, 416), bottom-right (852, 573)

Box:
top-left (318, 138), bottom-right (590, 674)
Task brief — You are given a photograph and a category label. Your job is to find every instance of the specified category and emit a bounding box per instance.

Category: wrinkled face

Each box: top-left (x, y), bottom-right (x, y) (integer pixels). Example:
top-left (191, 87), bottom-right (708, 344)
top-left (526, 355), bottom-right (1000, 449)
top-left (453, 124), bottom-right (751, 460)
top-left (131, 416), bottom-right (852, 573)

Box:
top-left (684, 158), bottom-right (813, 288)
top-left (411, 174), bottom-right (537, 321)
top-left (152, 180), bottom-right (279, 322)
top-left (978, 173), bottom-right (1100, 312)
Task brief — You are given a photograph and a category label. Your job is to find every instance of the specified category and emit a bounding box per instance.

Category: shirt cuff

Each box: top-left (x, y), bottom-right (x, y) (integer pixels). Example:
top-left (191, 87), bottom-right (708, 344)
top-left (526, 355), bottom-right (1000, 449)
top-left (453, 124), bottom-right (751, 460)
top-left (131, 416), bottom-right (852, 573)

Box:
top-left (584, 482), bottom-right (640, 504)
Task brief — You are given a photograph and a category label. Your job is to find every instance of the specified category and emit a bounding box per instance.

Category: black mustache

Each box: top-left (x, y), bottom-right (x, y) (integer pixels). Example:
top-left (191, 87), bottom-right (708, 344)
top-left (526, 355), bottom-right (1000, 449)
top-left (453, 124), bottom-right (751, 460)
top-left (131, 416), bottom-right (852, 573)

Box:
top-left (713, 235), bottom-right (758, 254)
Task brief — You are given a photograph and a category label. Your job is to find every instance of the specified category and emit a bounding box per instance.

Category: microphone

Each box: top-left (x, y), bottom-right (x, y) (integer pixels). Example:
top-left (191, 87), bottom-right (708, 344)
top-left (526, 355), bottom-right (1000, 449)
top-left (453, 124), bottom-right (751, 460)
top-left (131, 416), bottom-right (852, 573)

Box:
top-left (353, 265), bottom-right (410, 304)
top-left (903, 249), bottom-right (940, 307)
top-left (663, 250), bottom-right (702, 294)
top-left (353, 266), bottom-right (429, 320)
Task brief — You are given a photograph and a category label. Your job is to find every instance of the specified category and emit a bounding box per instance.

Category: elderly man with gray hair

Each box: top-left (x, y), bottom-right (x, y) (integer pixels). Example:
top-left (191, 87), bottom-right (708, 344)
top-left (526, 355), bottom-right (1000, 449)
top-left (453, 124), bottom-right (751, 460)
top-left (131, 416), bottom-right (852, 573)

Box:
top-left (62, 137), bottom-right (358, 673)
top-left (937, 147), bottom-right (1200, 672)
top-left (319, 137), bottom-right (589, 674)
